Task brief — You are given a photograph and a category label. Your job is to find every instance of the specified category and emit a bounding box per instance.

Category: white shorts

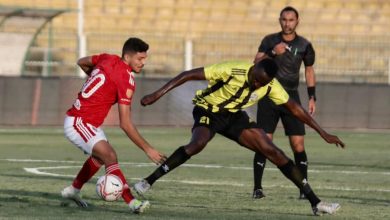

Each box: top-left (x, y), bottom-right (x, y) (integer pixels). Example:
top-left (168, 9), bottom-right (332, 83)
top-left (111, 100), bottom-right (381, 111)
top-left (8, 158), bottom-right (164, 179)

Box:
top-left (64, 116), bottom-right (107, 155)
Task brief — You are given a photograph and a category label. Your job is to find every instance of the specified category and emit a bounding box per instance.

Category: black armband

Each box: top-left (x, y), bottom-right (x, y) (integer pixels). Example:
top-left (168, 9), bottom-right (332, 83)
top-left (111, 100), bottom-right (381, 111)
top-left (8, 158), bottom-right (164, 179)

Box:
top-left (307, 86), bottom-right (316, 101)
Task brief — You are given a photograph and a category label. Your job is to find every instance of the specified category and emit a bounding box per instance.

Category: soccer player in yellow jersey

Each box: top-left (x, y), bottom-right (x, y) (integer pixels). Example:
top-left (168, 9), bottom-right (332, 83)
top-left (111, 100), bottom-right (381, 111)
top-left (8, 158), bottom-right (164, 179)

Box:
top-left (134, 59), bottom-right (345, 215)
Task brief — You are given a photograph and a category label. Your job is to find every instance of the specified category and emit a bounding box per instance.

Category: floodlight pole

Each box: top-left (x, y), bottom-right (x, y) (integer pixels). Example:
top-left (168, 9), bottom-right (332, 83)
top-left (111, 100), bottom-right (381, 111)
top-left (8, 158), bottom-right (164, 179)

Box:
top-left (77, 0), bottom-right (86, 77)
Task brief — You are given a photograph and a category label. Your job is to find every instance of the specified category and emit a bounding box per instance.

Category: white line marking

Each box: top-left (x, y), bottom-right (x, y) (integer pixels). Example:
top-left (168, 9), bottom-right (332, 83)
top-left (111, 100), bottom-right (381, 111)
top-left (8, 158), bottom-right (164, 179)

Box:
top-left (23, 166), bottom-right (390, 193)
top-left (11, 158), bottom-right (389, 193)
top-left (24, 167), bottom-right (76, 177)
top-left (3, 158), bottom-right (389, 176)
top-left (22, 166), bottom-right (246, 186)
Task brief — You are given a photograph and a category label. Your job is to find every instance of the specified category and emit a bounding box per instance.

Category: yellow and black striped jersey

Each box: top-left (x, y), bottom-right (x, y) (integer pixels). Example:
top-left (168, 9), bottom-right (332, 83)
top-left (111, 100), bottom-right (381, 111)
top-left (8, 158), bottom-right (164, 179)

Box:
top-left (192, 61), bottom-right (289, 113)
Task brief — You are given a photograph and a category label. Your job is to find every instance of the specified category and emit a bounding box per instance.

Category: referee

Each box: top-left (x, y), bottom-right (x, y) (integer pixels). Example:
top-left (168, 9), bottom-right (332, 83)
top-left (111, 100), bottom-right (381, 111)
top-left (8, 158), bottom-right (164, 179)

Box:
top-left (252, 6), bottom-right (317, 199)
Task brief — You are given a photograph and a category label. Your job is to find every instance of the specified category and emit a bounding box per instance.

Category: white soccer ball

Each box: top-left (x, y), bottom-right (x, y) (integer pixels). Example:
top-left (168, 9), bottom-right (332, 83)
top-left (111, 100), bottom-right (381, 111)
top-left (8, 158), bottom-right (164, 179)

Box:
top-left (96, 174), bottom-right (123, 201)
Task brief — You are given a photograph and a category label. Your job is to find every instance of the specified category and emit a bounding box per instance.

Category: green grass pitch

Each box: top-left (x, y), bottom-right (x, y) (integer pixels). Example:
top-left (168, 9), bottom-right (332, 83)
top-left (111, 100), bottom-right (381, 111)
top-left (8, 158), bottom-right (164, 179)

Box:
top-left (0, 127), bottom-right (389, 220)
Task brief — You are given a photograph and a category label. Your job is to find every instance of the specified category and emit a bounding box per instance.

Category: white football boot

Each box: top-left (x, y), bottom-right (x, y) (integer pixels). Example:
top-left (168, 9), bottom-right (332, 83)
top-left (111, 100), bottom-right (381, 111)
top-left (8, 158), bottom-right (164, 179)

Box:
top-left (61, 185), bottom-right (88, 208)
top-left (133, 179), bottom-right (151, 196)
top-left (312, 201), bottom-right (340, 216)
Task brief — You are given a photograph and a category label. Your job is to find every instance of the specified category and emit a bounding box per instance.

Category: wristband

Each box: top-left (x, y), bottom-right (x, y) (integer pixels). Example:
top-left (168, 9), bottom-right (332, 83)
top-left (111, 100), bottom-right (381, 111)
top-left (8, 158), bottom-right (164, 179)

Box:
top-left (307, 86), bottom-right (316, 101)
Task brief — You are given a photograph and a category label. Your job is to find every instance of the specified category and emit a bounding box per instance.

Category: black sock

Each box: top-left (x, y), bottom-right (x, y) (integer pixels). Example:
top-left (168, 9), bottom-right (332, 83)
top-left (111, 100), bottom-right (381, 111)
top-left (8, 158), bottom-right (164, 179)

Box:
top-left (294, 151), bottom-right (308, 194)
top-left (294, 151), bottom-right (308, 180)
top-left (145, 146), bottom-right (191, 185)
top-left (278, 160), bottom-right (321, 207)
top-left (253, 152), bottom-right (267, 190)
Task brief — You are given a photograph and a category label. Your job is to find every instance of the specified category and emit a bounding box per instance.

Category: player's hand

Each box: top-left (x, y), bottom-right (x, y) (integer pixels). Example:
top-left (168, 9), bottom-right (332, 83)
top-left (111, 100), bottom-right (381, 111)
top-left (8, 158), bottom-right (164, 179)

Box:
top-left (141, 92), bottom-right (160, 106)
top-left (145, 148), bottom-right (167, 165)
top-left (321, 133), bottom-right (345, 148)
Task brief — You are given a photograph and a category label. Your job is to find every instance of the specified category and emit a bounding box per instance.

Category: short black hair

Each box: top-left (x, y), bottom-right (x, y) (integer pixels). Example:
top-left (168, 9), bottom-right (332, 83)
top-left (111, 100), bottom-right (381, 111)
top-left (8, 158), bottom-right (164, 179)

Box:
top-left (280, 6), bottom-right (299, 19)
top-left (122, 37), bottom-right (149, 57)
top-left (255, 58), bottom-right (278, 79)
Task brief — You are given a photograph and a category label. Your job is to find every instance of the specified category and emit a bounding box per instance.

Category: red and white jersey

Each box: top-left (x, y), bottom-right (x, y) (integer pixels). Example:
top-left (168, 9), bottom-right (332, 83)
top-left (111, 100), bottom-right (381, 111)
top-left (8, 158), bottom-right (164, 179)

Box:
top-left (67, 53), bottom-right (136, 127)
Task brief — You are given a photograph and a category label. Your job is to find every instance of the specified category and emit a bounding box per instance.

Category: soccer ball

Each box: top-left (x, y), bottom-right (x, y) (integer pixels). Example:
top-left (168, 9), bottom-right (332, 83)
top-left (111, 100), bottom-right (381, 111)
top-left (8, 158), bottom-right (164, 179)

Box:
top-left (96, 174), bottom-right (123, 201)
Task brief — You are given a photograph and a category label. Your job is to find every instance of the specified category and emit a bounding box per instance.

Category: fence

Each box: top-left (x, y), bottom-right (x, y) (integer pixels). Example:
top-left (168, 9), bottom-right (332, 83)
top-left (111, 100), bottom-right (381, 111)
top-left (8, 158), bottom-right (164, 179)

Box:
top-left (0, 76), bottom-right (389, 129)
top-left (22, 32), bottom-right (390, 85)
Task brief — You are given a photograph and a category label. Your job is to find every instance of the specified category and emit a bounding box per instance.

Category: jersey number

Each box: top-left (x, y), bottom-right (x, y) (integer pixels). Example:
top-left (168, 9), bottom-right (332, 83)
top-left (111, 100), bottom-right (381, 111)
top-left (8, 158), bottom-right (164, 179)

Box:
top-left (199, 116), bottom-right (210, 125)
top-left (81, 69), bottom-right (105, 98)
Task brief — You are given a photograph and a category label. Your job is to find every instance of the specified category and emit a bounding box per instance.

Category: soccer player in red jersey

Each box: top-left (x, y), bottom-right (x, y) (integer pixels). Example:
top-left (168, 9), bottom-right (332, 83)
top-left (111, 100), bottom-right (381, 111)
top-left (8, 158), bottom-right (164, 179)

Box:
top-left (61, 37), bottom-right (166, 214)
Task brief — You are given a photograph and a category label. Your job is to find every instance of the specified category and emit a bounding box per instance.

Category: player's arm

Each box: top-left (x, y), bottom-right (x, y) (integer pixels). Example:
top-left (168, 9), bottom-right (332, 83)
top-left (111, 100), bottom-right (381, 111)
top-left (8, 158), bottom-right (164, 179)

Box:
top-left (254, 36), bottom-right (283, 63)
top-left (254, 42), bottom-right (289, 63)
top-left (141, 67), bottom-right (205, 106)
top-left (305, 65), bottom-right (316, 115)
top-left (253, 52), bottom-right (268, 63)
top-left (282, 99), bottom-right (345, 148)
top-left (118, 103), bottom-right (166, 164)
top-left (77, 56), bottom-right (94, 76)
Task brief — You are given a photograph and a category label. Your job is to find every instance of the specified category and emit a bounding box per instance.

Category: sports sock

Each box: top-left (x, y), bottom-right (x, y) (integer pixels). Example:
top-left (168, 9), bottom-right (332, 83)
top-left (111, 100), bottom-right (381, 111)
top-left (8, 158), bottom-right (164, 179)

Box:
top-left (72, 156), bottom-right (102, 189)
top-left (145, 146), bottom-right (191, 185)
top-left (253, 152), bottom-right (267, 190)
top-left (106, 163), bottom-right (134, 203)
top-left (278, 160), bottom-right (320, 207)
top-left (294, 151), bottom-right (308, 180)
top-left (294, 151), bottom-right (308, 195)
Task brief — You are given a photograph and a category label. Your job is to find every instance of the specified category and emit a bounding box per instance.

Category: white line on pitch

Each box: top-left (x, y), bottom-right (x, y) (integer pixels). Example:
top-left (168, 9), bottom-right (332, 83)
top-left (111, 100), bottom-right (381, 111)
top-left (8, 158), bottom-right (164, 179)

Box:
top-left (4, 158), bottom-right (389, 176)
top-left (23, 166), bottom-right (390, 193)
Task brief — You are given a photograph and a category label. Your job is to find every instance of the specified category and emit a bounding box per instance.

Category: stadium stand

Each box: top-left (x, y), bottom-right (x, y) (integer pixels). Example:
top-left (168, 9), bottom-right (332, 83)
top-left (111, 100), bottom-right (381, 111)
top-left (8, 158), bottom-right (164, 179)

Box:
top-left (0, 0), bottom-right (389, 83)
top-left (0, 0), bottom-right (389, 128)
top-left (0, 7), bottom-right (65, 76)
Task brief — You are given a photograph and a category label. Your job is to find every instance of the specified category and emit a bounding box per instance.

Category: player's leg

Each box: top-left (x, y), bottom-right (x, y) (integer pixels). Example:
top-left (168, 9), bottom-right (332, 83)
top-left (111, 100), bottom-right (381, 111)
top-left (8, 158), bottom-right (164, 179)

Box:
top-left (289, 135), bottom-right (308, 199)
top-left (62, 116), bottom-right (106, 207)
top-left (252, 134), bottom-right (272, 199)
top-left (134, 106), bottom-right (216, 195)
top-left (239, 129), bottom-right (321, 206)
top-left (253, 97), bottom-right (279, 198)
top-left (239, 128), bottom-right (340, 215)
top-left (136, 126), bottom-right (214, 190)
top-left (281, 98), bottom-right (308, 199)
top-left (72, 156), bottom-right (103, 189)
top-left (92, 140), bottom-right (149, 213)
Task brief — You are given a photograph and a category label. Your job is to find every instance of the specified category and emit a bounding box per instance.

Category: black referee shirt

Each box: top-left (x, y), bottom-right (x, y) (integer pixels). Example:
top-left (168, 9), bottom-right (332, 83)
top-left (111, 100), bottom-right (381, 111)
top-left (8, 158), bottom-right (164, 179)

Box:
top-left (258, 32), bottom-right (315, 91)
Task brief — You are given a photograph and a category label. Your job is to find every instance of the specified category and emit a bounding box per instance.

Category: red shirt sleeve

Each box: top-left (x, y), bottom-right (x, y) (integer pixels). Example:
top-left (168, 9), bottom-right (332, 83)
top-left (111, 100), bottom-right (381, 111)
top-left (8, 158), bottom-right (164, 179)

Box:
top-left (91, 53), bottom-right (111, 65)
top-left (117, 76), bottom-right (134, 105)
top-left (116, 67), bottom-right (135, 105)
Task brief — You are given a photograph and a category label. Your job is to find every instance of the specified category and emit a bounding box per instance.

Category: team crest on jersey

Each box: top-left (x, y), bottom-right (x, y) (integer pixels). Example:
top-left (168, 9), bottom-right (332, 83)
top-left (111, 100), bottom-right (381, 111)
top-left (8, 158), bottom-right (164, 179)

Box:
top-left (126, 89), bottom-right (133, 98)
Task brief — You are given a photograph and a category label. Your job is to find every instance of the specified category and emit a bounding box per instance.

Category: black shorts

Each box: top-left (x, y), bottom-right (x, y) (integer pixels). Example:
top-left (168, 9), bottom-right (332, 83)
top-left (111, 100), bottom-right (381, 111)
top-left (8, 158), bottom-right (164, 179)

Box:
top-left (257, 90), bottom-right (305, 136)
top-left (192, 106), bottom-right (260, 143)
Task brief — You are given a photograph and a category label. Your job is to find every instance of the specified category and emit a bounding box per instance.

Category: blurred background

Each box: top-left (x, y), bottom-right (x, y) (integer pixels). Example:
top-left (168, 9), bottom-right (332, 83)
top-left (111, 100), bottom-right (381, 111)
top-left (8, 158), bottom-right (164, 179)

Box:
top-left (0, 0), bottom-right (389, 129)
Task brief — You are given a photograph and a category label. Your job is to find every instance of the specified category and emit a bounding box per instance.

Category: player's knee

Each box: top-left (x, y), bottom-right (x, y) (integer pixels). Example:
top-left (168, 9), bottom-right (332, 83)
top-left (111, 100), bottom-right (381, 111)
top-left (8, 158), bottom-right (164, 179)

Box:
top-left (291, 144), bottom-right (305, 152)
top-left (103, 151), bottom-right (118, 165)
top-left (185, 140), bottom-right (207, 155)
top-left (194, 138), bottom-right (209, 148)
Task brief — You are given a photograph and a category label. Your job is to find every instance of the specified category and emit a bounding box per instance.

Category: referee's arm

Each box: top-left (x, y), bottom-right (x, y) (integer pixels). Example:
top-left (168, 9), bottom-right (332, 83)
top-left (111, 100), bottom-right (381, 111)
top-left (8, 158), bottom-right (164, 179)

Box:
top-left (305, 65), bottom-right (316, 115)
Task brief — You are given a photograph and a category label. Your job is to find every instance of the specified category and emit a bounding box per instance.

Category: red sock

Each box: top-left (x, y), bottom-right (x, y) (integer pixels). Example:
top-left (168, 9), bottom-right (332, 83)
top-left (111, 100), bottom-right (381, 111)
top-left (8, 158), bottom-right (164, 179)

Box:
top-left (106, 163), bottom-right (134, 203)
top-left (72, 156), bottom-right (102, 189)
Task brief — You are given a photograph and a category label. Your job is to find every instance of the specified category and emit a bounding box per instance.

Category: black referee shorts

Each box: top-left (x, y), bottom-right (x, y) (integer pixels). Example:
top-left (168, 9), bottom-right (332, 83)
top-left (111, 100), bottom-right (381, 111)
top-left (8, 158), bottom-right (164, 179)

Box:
top-left (257, 90), bottom-right (305, 136)
top-left (192, 106), bottom-right (260, 143)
